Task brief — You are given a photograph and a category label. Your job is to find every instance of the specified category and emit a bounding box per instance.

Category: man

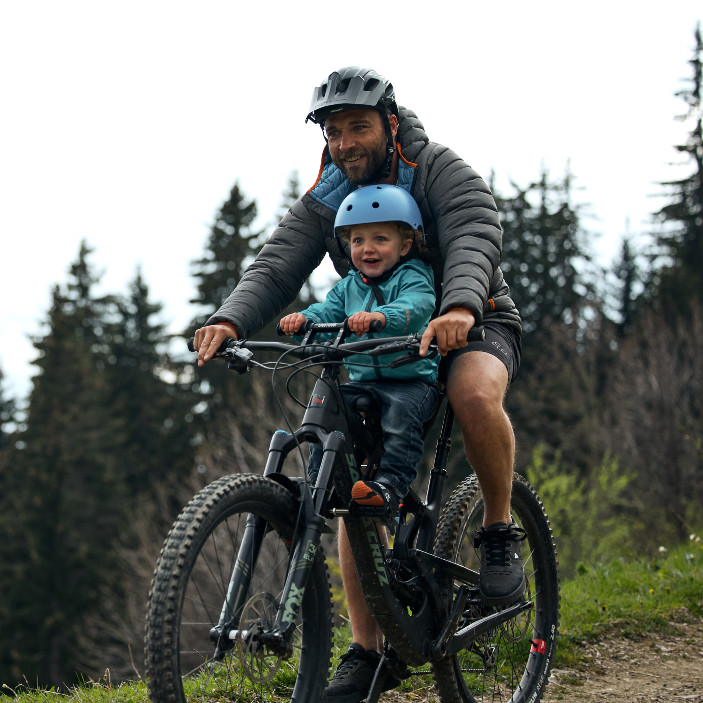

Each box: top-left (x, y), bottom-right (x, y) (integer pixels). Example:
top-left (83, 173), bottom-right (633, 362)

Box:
top-left (194, 66), bottom-right (525, 703)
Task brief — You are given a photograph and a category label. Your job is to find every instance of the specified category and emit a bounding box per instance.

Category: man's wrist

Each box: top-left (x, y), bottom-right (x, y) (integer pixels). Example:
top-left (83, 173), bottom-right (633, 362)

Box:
top-left (218, 321), bottom-right (239, 338)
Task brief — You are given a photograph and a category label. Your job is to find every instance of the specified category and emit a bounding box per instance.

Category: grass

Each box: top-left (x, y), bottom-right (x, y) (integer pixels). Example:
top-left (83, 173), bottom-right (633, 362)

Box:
top-left (554, 531), bottom-right (703, 668)
top-left (4, 533), bottom-right (702, 703)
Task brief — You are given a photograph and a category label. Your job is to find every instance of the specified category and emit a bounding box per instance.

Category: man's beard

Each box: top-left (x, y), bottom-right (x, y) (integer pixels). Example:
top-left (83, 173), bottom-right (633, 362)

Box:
top-left (333, 139), bottom-right (388, 185)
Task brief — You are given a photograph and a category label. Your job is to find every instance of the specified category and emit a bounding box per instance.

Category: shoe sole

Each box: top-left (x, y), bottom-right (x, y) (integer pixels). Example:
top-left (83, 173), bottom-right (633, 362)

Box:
top-left (321, 675), bottom-right (401, 703)
top-left (479, 575), bottom-right (527, 606)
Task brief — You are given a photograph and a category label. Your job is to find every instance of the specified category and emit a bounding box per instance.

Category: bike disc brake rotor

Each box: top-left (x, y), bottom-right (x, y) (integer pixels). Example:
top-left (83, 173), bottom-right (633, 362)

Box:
top-left (235, 592), bottom-right (282, 685)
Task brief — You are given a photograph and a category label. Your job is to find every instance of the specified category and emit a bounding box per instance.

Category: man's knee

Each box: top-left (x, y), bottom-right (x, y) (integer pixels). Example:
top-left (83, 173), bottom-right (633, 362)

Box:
top-left (447, 360), bottom-right (510, 441)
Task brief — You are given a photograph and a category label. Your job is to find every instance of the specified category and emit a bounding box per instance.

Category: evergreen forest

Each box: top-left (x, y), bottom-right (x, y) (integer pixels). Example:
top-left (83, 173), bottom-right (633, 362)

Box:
top-left (1, 29), bottom-right (702, 690)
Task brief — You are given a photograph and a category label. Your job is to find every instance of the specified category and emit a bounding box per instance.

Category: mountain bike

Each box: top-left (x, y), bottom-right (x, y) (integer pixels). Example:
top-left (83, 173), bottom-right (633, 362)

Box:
top-left (144, 321), bottom-right (560, 703)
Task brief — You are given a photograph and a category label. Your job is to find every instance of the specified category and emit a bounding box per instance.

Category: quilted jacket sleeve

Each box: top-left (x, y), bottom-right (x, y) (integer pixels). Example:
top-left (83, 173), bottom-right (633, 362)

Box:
top-left (206, 198), bottom-right (329, 337)
top-left (421, 143), bottom-right (502, 321)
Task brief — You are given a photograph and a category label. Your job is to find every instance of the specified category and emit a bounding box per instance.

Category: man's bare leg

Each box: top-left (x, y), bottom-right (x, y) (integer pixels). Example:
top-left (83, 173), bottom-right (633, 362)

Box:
top-left (446, 351), bottom-right (514, 526)
top-left (338, 520), bottom-right (384, 653)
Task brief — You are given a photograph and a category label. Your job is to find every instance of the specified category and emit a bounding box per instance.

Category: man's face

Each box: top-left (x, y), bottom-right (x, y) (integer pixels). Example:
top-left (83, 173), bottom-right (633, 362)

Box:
top-left (324, 109), bottom-right (397, 185)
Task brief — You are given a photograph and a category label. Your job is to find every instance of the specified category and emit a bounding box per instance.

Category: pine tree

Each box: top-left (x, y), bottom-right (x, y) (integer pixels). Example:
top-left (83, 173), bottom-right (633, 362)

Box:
top-left (496, 168), bottom-right (605, 474)
top-left (499, 167), bottom-right (596, 338)
top-left (105, 269), bottom-right (198, 496)
top-left (190, 182), bottom-right (263, 315)
top-left (275, 170), bottom-right (303, 223)
top-left (0, 365), bottom-right (16, 450)
top-left (0, 243), bottom-right (125, 686)
top-left (612, 235), bottom-right (641, 337)
top-left (651, 24), bottom-right (703, 310)
top-left (273, 170), bottom-right (317, 311)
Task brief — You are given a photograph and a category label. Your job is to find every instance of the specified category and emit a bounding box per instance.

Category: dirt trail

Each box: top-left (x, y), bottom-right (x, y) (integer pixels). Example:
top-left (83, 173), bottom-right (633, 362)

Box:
top-left (380, 616), bottom-right (703, 703)
top-left (543, 618), bottom-right (703, 703)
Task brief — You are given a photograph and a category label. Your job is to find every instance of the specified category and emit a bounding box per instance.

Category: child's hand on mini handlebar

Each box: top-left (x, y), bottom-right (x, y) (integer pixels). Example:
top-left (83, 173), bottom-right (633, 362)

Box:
top-left (279, 313), bottom-right (307, 335)
top-left (347, 311), bottom-right (386, 336)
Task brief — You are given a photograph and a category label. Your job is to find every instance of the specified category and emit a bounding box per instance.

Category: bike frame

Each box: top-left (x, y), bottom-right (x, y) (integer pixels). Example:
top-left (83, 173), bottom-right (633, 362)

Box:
top-left (208, 325), bottom-right (532, 667)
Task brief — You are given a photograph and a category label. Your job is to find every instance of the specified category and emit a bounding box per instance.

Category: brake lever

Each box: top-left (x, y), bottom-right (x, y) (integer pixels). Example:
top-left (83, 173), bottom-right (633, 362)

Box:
top-left (388, 348), bottom-right (438, 368)
top-left (224, 345), bottom-right (253, 373)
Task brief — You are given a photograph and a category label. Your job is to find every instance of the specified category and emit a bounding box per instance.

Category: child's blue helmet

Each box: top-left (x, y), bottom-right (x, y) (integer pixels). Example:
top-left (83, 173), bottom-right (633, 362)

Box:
top-left (334, 185), bottom-right (424, 236)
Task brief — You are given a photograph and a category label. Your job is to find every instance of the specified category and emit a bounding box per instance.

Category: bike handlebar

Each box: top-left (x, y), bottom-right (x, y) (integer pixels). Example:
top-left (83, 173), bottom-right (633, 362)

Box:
top-left (187, 321), bottom-right (485, 373)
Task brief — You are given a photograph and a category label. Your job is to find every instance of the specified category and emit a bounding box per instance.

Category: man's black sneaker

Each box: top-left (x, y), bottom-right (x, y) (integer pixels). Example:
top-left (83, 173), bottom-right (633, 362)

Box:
top-left (474, 521), bottom-right (527, 605)
top-left (322, 643), bottom-right (400, 703)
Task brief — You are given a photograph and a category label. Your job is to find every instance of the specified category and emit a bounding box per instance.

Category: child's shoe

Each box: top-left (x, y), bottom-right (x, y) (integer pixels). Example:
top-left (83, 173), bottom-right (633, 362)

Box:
top-left (351, 479), bottom-right (401, 528)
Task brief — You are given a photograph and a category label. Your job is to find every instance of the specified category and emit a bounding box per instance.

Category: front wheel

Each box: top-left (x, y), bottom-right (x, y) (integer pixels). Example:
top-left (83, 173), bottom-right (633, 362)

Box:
top-left (145, 474), bottom-right (333, 703)
top-left (432, 473), bottom-right (560, 703)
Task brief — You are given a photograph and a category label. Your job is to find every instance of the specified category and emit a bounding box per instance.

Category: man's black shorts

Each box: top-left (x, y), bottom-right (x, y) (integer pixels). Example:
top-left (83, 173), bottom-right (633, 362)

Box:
top-left (439, 320), bottom-right (522, 386)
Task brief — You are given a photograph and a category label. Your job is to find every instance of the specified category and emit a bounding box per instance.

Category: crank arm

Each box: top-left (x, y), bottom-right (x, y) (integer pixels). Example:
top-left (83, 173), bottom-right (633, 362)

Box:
top-left (444, 599), bottom-right (534, 656)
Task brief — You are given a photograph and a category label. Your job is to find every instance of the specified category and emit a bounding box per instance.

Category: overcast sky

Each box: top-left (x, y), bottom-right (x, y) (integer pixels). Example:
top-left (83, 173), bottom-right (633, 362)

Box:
top-left (1, 2), bottom-right (701, 400)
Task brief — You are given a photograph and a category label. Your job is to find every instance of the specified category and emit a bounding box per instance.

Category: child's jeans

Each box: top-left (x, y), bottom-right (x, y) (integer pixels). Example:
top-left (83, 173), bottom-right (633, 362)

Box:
top-left (307, 379), bottom-right (439, 498)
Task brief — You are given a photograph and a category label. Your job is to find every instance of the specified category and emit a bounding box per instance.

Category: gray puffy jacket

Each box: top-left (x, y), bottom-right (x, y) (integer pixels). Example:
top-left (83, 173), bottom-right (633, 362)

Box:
top-left (207, 107), bottom-right (521, 337)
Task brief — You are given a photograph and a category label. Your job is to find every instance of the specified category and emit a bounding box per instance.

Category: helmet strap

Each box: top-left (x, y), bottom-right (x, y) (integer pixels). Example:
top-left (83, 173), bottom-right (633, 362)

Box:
top-left (380, 111), bottom-right (395, 179)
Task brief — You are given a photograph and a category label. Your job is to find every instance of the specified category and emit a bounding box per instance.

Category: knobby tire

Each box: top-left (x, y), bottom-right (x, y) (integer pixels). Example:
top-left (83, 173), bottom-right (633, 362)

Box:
top-left (431, 473), bottom-right (560, 703)
top-left (144, 474), bottom-right (333, 703)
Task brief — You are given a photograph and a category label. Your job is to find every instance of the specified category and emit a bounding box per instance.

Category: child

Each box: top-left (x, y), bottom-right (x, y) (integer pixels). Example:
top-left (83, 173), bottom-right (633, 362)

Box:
top-left (280, 185), bottom-right (439, 518)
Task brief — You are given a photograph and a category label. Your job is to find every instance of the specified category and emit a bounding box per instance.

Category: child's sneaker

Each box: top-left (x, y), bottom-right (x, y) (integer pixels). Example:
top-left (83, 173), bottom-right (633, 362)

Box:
top-left (351, 480), bottom-right (400, 527)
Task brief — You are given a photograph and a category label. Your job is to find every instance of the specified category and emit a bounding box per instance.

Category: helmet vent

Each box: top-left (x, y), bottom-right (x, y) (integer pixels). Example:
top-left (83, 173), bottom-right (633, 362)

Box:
top-left (365, 78), bottom-right (380, 93)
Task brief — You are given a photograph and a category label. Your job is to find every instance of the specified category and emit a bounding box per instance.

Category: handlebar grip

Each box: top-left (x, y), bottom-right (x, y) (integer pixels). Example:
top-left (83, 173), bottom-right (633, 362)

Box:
top-left (468, 325), bottom-right (486, 343)
top-left (368, 319), bottom-right (384, 334)
top-left (186, 336), bottom-right (234, 355)
top-left (277, 319), bottom-right (314, 336)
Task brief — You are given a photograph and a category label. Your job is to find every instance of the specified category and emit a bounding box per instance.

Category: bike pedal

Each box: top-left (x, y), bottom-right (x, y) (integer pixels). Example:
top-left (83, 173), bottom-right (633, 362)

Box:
top-left (349, 504), bottom-right (391, 519)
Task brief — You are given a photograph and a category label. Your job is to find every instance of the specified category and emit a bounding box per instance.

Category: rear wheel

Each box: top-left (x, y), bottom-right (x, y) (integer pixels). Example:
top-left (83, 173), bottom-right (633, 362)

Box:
top-left (432, 473), bottom-right (559, 702)
top-left (145, 474), bottom-right (333, 703)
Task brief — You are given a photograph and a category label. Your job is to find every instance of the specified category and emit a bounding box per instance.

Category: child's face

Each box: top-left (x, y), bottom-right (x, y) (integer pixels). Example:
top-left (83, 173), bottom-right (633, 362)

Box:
top-left (348, 223), bottom-right (412, 278)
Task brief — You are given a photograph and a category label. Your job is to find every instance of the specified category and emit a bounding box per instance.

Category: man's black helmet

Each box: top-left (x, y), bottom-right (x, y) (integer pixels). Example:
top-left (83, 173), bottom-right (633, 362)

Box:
top-left (306, 67), bottom-right (397, 125)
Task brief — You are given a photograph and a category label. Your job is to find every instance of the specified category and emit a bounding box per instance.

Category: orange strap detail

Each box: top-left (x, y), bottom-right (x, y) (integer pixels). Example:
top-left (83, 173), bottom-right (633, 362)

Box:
top-left (396, 143), bottom-right (418, 168)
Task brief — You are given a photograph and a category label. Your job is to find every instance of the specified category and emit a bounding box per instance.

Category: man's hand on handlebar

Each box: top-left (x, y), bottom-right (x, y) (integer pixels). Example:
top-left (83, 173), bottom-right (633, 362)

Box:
top-left (419, 308), bottom-right (476, 357)
top-left (193, 323), bottom-right (238, 366)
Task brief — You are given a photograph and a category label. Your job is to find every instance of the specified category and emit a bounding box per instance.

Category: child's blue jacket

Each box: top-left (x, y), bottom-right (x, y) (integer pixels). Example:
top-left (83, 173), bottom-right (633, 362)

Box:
top-left (298, 258), bottom-right (439, 383)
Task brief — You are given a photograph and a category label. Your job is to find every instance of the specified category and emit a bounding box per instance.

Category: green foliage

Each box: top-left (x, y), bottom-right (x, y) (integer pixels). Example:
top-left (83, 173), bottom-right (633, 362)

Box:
top-left (527, 447), bottom-right (639, 576)
top-left (559, 533), bottom-right (703, 646)
top-left (326, 556), bottom-right (348, 620)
